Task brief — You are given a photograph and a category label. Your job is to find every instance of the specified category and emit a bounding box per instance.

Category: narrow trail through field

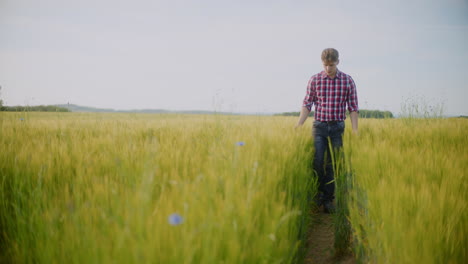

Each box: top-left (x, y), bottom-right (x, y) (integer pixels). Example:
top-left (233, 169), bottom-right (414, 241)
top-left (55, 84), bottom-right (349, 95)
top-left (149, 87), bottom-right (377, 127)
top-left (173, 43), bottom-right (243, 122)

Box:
top-left (305, 209), bottom-right (355, 264)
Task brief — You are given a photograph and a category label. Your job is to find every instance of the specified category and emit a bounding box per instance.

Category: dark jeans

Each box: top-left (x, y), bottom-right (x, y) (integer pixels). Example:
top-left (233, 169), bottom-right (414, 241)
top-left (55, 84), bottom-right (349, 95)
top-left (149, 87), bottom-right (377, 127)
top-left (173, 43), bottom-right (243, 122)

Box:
top-left (312, 120), bottom-right (345, 203)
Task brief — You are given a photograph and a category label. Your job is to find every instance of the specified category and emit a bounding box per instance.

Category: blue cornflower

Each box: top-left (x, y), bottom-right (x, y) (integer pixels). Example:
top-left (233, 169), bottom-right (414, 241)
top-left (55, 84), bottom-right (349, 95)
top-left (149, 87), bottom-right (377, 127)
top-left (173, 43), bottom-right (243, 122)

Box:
top-left (236, 141), bottom-right (245, 146)
top-left (20, 118), bottom-right (25, 121)
top-left (168, 213), bottom-right (183, 226)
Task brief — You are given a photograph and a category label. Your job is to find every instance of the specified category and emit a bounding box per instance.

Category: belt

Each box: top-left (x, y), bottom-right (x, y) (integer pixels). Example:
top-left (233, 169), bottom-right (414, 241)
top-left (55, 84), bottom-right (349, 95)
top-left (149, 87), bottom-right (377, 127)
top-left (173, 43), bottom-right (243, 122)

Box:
top-left (318, 120), bottom-right (343, 124)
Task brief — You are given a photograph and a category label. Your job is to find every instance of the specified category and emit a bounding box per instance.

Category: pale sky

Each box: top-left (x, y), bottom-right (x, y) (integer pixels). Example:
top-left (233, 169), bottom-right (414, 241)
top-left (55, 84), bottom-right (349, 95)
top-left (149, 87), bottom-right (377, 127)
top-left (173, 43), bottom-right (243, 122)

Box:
top-left (1, 0), bottom-right (467, 115)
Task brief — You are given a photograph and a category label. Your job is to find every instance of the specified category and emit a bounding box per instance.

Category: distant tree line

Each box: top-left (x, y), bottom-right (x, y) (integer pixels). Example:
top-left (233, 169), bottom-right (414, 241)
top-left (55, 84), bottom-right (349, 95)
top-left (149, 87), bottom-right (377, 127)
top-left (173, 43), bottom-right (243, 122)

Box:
top-left (357, 110), bottom-right (393, 118)
top-left (275, 109), bottom-right (394, 118)
top-left (0, 86), bottom-right (70, 112)
top-left (0, 105), bottom-right (70, 112)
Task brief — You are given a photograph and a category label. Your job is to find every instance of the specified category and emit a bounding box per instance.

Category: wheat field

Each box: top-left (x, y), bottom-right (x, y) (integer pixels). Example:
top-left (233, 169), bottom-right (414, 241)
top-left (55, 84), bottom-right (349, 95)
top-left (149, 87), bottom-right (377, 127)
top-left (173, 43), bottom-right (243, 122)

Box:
top-left (346, 118), bottom-right (467, 263)
top-left (0, 112), bottom-right (466, 263)
top-left (0, 112), bottom-right (314, 263)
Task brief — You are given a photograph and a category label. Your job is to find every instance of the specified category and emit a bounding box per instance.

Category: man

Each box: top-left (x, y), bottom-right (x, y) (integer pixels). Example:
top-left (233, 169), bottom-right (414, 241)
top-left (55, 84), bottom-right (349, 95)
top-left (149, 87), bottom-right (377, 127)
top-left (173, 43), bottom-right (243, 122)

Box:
top-left (296, 48), bottom-right (359, 214)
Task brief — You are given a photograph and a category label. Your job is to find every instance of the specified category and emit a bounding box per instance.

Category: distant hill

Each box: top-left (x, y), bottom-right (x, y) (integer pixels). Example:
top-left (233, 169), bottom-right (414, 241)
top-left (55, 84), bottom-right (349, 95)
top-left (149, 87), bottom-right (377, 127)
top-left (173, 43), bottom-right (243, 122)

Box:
top-left (56, 104), bottom-right (170, 113)
top-left (56, 104), bottom-right (118, 113)
top-left (55, 104), bottom-right (263, 115)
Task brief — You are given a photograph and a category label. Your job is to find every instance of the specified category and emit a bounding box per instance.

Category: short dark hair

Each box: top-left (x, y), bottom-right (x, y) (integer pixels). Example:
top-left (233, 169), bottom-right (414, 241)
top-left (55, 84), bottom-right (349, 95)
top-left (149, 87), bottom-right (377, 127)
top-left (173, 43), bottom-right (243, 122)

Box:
top-left (321, 48), bottom-right (339, 62)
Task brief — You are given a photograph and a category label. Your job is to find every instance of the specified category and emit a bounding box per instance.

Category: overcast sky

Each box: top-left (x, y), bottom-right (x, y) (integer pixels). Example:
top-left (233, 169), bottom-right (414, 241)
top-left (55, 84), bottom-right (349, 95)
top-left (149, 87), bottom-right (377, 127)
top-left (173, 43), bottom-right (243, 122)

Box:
top-left (1, 0), bottom-right (467, 115)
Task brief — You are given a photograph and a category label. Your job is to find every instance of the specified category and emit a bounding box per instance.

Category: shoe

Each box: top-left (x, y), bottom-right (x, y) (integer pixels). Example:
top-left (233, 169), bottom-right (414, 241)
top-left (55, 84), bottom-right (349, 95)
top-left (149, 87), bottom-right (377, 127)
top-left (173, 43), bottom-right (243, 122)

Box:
top-left (323, 201), bottom-right (336, 214)
top-left (313, 193), bottom-right (324, 207)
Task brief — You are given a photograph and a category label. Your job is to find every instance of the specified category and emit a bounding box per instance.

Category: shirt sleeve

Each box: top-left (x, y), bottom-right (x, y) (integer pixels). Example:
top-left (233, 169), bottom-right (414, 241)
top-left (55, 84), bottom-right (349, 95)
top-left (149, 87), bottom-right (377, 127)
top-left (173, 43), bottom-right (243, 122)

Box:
top-left (347, 76), bottom-right (359, 112)
top-left (302, 77), bottom-right (316, 112)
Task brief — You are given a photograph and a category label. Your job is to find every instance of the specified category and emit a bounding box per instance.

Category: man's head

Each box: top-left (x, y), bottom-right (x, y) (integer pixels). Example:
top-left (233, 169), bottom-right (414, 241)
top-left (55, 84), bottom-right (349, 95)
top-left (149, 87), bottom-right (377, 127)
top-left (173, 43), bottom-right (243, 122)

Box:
top-left (321, 48), bottom-right (339, 77)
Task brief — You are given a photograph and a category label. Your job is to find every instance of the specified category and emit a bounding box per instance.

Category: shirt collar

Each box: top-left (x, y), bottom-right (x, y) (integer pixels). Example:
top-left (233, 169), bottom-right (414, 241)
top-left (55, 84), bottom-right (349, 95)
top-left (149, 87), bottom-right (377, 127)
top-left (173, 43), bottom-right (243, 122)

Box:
top-left (321, 69), bottom-right (342, 80)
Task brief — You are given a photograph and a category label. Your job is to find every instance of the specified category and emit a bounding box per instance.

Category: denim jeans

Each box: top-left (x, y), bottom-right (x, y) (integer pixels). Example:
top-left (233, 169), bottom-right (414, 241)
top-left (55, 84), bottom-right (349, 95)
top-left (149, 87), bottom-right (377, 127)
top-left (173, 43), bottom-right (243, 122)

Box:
top-left (312, 120), bottom-right (345, 203)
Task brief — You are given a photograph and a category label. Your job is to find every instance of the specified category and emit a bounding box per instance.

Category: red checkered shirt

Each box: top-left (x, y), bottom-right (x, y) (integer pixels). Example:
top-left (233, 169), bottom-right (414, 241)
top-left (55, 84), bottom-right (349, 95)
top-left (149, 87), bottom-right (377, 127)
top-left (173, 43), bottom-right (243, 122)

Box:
top-left (302, 69), bottom-right (359, 121)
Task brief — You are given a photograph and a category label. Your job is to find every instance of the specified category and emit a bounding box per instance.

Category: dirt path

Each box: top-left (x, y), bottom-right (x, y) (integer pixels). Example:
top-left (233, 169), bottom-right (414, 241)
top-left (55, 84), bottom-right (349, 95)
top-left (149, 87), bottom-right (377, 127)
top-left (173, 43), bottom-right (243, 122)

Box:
top-left (304, 209), bottom-right (355, 264)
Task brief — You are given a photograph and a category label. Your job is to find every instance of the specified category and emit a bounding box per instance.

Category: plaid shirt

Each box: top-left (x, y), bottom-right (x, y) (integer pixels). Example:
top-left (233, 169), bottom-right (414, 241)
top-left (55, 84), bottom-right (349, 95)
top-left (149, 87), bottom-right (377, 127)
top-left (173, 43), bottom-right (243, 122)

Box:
top-left (302, 69), bottom-right (359, 121)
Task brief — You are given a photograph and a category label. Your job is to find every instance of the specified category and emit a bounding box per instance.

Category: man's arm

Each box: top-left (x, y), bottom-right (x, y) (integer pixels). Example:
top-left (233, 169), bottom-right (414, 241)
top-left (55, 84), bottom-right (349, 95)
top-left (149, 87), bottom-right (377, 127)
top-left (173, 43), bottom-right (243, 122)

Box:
top-left (350, 111), bottom-right (358, 134)
top-left (297, 76), bottom-right (315, 128)
top-left (347, 76), bottom-right (359, 134)
top-left (296, 106), bottom-right (311, 127)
